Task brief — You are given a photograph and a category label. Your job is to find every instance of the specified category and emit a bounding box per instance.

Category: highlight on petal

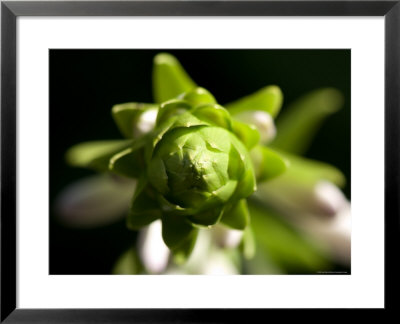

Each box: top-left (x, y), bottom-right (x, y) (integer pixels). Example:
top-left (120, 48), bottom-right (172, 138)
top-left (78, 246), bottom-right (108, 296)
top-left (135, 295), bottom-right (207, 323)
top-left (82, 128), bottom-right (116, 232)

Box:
top-left (138, 220), bottom-right (171, 274)
top-left (234, 110), bottom-right (276, 144)
top-left (54, 175), bottom-right (136, 228)
top-left (179, 87), bottom-right (216, 107)
top-left (133, 107), bottom-right (158, 138)
top-left (112, 102), bottom-right (158, 139)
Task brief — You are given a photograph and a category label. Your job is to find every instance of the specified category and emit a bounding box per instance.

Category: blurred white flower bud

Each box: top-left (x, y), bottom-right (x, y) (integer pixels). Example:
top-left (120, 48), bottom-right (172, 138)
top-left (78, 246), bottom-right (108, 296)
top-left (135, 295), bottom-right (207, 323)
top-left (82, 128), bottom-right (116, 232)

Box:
top-left (133, 107), bottom-right (158, 138)
top-left (257, 179), bottom-right (347, 218)
top-left (202, 249), bottom-right (240, 275)
top-left (212, 225), bottom-right (243, 249)
top-left (55, 175), bottom-right (136, 228)
top-left (293, 201), bottom-right (351, 265)
top-left (235, 110), bottom-right (276, 144)
top-left (312, 180), bottom-right (348, 216)
top-left (138, 220), bottom-right (170, 274)
top-left (256, 179), bottom-right (351, 265)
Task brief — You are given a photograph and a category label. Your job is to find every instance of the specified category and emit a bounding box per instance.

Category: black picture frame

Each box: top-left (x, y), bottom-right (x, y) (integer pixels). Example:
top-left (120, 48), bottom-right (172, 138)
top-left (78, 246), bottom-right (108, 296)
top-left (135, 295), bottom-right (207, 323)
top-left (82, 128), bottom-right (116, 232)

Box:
top-left (1, 0), bottom-right (399, 322)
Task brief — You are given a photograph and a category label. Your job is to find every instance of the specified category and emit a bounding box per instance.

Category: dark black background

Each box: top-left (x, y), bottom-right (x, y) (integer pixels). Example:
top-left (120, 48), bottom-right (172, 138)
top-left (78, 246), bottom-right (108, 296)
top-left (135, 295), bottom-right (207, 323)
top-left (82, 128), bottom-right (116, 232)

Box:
top-left (50, 50), bottom-right (350, 274)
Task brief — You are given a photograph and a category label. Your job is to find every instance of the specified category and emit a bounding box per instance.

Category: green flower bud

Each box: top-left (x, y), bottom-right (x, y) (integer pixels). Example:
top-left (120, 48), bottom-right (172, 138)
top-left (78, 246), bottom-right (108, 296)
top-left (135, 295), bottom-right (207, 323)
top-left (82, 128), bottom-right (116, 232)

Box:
top-left (144, 92), bottom-right (256, 227)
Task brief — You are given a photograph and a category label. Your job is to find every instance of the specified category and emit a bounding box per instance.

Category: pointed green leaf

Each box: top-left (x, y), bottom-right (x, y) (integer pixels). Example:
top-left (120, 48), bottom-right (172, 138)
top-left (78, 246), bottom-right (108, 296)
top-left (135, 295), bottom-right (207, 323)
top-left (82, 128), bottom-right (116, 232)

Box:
top-left (112, 102), bottom-right (158, 139)
top-left (239, 225), bottom-right (256, 259)
top-left (127, 178), bottom-right (161, 230)
top-left (179, 87), bottom-right (216, 107)
top-left (231, 119), bottom-right (260, 150)
top-left (221, 199), bottom-right (249, 230)
top-left (66, 140), bottom-right (133, 172)
top-left (109, 136), bottom-right (148, 178)
top-left (172, 229), bottom-right (199, 264)
top-left (153, 53), bottom-right (197, 103)
top-left (109, 147), bottom-right (143, 178)
top-left (228, 135), bottom-right (257, 199)
top-left (225, 85), bottom-right (283, 118)
top-left (161, 214), bottom-right (195, 249)
top-left (276, 150), bottom-right (346, 187)
top-left (272, 88), bottom-right (344, 154)
top-left (250, 145), bottom-right (289, 182)
top-left (228, 144), bottom-right (245, 180)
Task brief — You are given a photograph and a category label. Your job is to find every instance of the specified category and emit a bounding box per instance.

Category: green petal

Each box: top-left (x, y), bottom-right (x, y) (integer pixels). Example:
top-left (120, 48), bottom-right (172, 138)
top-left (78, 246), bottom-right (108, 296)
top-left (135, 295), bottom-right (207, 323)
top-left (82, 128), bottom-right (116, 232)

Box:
top-left (272, 88), bottom-right (344, 154)
top-left (235, 168), bottom-right (257, 200)
top-left (221, 199), bottom-right (249, 230)
top-left (127, 178), bottom-right (161, 230)
top-left (188, 208), bottom-right (224, 227)
top-left (171, 229), bottom-right (199, 265)
top-left (179, 87), bottom-right (216, 107)
top-left (228, 135), bottom-right (257, 199)
top-left (191, 104), bottom-right (232, 130)
top-left (250, 145), bottom-right (288, 182)
top-left (153, 53), bottom-right (197, 103)
top-left (66, 140), bottom-right (133, 172)
top-left (231, 119), bottom-right (260, 150)
top-left (211, 180), bottom-right (238, 203)
top-left (156, 99), bottom-right (191, 126)
top-left (144, 117), bottom-right (177, 163)
top-left (112, 102), bottom-right (158, 139)
top-left (109, 138), bottom-right (147, 178)
top-left (225, 85), bottom-right (283, 118)
top-left (227, 144), bottom-right (245, 180)
top-left (147, 157), bottom-right (169, 194)
top-left (239, 225), bottom-right (256, 259)
top-left (157, 194), bottom-right (194, 216)
top-left (161, 214), bottom-right (195, 249)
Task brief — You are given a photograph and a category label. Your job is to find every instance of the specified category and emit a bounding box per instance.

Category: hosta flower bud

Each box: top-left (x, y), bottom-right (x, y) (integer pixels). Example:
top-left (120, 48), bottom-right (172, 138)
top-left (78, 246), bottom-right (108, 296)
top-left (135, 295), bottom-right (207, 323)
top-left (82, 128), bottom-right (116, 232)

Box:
top-left (123, 88), bottom-right (259, 259)
top-left (145, 92), bottom-right (257, 227)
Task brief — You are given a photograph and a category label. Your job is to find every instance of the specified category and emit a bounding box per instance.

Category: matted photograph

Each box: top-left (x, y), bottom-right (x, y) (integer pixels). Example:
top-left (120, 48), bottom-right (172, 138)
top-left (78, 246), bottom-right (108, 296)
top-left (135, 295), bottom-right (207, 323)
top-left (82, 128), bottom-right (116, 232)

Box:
top-left (49, 49), bottom-right (350, 275)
